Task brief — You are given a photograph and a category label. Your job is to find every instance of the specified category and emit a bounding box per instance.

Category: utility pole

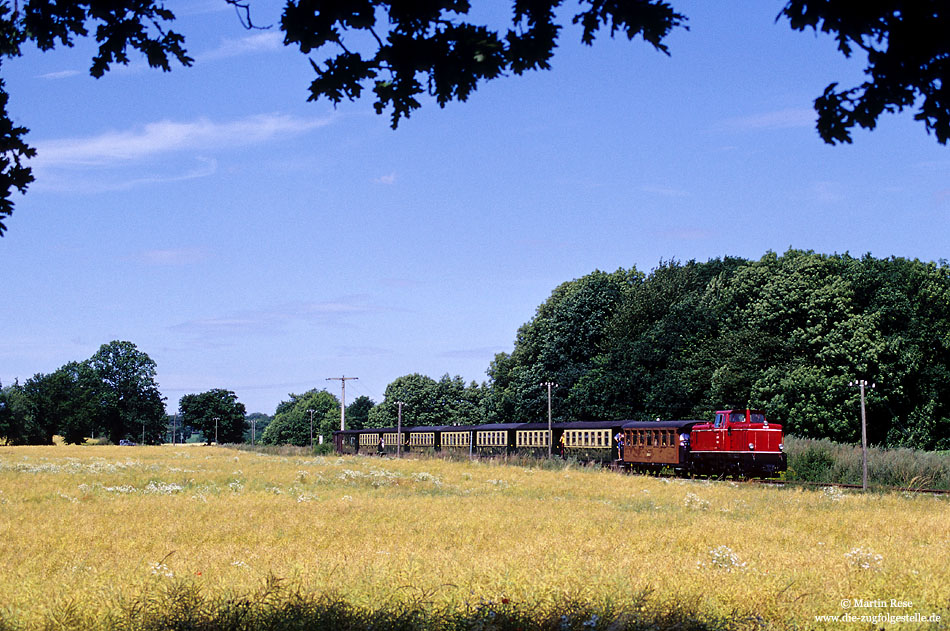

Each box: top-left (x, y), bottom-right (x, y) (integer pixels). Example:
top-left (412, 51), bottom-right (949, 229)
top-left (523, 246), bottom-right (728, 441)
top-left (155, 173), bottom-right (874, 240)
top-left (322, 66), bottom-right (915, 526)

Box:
top-left (214, 417), bottom-right (219, 444)
top-left (397, 401), bottom-right (405, 458)
top-left (308, 408), bottom-right (315, 450)
top-left (541, 382), bottom-right (558, 457)
top-left (849, 379), bottom-right (875, 491)
top-left (326, 375), bottom-right (359, 430)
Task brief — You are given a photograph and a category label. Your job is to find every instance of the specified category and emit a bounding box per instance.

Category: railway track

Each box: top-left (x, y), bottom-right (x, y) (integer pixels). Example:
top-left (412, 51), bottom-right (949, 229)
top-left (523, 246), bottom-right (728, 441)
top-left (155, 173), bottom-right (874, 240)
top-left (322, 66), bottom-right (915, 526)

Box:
top-left (606, 461), bottom-right (950, 495)
top-left (746, 478), bottom-right (950, 495)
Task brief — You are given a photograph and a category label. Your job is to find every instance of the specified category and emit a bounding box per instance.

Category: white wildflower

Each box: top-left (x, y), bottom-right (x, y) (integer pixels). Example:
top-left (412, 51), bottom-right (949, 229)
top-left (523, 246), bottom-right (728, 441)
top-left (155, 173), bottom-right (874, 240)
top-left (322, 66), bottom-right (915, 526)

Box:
top-left (698, 546), bottom-right (747, 572)
top-left (412, 471), bottom-right (442, 485)
top-left (822, 486), bottom-right (845, 501)
top-left (684, 492), bottom-right (710, 510)
top-left (103, 485), bottom-right (137, 494)
top-left (144, 481), bottom-right (184, 495)
top-left (149, 562), bottom-right (174, 578)
top-left (845, 547), bottom-right (883, 571)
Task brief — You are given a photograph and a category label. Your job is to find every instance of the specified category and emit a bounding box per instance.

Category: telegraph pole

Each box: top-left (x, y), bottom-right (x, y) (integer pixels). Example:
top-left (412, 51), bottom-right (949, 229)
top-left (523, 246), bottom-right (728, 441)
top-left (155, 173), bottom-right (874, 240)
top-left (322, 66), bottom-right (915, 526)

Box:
top-left (397, 401), bottom-right (405, 458)
top-left (849, 379), bottom-right (875, 491)
top-left (327, 376), bottom-right (359, 430)
top-left (541, 382), bottom-right (558, 457)
top-left (308, 409), bottom-right (315, 450)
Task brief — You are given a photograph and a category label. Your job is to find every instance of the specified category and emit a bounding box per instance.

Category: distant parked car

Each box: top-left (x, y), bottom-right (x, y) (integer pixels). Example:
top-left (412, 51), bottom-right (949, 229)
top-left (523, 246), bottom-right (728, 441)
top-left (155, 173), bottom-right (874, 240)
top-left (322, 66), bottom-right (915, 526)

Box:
top-left (119, 439), bottom-right (136, 446)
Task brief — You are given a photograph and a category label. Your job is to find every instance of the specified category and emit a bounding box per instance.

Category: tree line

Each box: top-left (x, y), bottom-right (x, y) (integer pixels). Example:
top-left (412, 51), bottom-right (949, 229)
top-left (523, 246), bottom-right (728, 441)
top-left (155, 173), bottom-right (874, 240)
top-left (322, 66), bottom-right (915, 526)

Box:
top-left (3, 251), bottom-right (948, 449)
top-left (485, 251), bottom-right (950, 450)
top-left (0, 341), bottom-right (166, 445)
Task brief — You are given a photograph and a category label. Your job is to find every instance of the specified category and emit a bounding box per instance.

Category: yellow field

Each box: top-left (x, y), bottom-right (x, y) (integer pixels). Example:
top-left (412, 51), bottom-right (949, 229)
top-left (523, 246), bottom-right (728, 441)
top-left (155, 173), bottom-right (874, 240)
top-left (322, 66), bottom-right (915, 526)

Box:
top-left (0, 445), bottom-right (947, 629)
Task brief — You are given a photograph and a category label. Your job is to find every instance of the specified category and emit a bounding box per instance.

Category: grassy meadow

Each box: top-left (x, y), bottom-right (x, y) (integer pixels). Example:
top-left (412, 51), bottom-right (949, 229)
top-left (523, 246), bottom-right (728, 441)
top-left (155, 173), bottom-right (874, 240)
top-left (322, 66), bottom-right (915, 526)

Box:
top-left (0, 445), bottom-right (947, 630)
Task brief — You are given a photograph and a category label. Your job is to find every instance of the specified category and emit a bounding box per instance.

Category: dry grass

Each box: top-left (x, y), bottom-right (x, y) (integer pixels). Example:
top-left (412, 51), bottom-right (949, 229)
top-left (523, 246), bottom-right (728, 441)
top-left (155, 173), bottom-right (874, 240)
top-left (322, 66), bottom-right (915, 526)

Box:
top-left (0, 445), bottom-right (947, 630)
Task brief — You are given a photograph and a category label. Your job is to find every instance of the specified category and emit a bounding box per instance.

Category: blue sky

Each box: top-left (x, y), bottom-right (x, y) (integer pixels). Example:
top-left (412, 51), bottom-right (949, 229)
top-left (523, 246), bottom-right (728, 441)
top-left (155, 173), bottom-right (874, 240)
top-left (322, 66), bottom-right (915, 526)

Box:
top-left (2, 1), bottom-right (948, 415)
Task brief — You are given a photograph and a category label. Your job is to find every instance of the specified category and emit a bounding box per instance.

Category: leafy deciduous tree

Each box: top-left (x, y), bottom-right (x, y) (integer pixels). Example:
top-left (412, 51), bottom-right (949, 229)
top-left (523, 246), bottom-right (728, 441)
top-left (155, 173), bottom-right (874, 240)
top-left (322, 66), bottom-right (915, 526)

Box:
top-left (88, 340), bottom-right (166, 445)
top-left (261, 389), bottom-right (339, 446)
top-left (179, 388), bottom-right (247, 444)
top-left (369, 373), bottom-right (485, 427)
top-left (344, 395), bottom-right (375, 430)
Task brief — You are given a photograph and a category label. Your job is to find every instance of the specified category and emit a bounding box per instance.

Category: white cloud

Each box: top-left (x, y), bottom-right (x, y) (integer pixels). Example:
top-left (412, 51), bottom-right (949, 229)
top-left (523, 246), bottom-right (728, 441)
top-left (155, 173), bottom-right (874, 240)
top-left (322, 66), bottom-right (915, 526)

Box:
top-left (374, 172), bottom-right (397, 185)
top-left (197, 32), bottom-right (284, 63)
top-left (39, 69), bottom-right (82, 80)
top-left (31, 113), bottom-right (334, 169)
top-left (35, 157), bottom-right (218, 193)
top-left (136, 247), bottom-right (208, 266)
top-left (716, 108), bottom-right (815, 132)
top-left (170, 297), bottom-right (385, 338)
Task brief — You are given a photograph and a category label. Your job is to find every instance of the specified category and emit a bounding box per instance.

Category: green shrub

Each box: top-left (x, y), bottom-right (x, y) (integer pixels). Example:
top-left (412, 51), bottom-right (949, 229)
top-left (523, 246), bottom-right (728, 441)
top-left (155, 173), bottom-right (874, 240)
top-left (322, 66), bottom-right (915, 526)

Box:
top-left (785, 435), bottom-right (950, 489)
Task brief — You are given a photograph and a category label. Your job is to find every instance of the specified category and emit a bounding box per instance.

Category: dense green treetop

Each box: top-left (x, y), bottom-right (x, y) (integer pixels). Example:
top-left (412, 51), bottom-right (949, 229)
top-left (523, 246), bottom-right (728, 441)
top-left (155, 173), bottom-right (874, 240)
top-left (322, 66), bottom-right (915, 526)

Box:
top-left (261, 388), bottom-right (339, 446)
top-left (368, 373), bottom-right (484, 428)
top-left (0, 380), bottom-right (34, 445)
top-left (484, 268), bottom-right (638, 424)
top-left (493, 252), bottom-right (950, 450)
top-left (87, 340), bottom-right (166, 445)
top-left (23, 362), bottom-right (98, 445)
top-left (179, 388), bottom-right (247, 444)
top-left (345, 395), bottom-right (375, 430)
top-left (1, 340), bottom-right (167, 445)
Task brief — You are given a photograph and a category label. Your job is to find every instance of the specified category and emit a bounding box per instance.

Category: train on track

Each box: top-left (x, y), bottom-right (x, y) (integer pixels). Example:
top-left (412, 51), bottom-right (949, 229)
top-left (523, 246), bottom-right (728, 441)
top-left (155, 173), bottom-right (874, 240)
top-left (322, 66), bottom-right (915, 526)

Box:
top-left (334, 409), bottom-right (786, 478)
